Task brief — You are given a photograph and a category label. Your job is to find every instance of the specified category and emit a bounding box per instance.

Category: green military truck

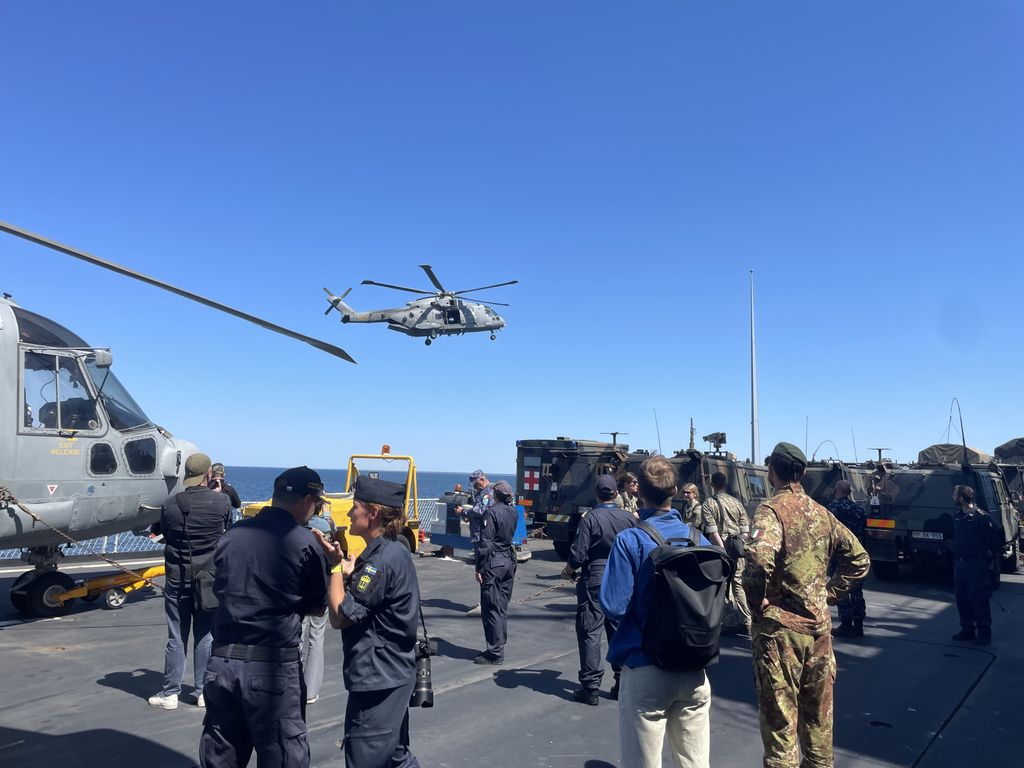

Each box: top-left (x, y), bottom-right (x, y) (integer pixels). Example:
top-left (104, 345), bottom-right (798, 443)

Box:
top-left (863, 446), bottom-right (1021, 580)
top-left (515, 437), bottom-right (628, 559)
top-left (515, 436), bottom-right (769, 560)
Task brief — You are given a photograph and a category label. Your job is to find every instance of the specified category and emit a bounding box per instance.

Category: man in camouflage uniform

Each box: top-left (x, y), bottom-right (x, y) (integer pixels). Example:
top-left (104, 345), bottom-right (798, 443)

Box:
top-left (828, 480), bottom-right (867, 638)
top-left (743, 443), bottom-right (870, 768)
top-left (701, 471), bottom-right (751, 635)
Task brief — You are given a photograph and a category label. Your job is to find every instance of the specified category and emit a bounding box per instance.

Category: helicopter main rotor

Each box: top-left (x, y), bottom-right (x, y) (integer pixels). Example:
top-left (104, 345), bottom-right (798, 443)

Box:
top-left (361, 264), bottom-right (517, 303)
top-left (0, 221), bottom-right (356, 363)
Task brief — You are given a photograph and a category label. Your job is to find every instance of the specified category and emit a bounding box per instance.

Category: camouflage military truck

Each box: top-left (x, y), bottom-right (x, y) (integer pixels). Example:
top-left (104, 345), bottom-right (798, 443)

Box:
top-left (515, 438), bottom-right (628, 560)
top-left (622, 448), bottom-right (771, 522)
top-left (800, 459), bottom-right (881, 507)
top-left (864, 445), bottom-right (1021, 580)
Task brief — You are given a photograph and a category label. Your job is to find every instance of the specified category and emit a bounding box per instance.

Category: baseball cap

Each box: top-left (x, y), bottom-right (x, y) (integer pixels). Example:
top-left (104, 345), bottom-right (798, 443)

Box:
top-left (183, 453), bottom-right (212, 487)
top-left (469, 469), bottom-right (486, 480)
top-left (274, 466), bottom-right (326, 498)
top-left (595, 474), bottom-right (618, 499)
top-left (210, 462), bottom-right (226, 477)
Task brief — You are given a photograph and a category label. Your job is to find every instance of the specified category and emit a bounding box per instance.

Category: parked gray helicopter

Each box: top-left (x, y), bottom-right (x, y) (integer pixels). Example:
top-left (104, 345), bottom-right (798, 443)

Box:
top-left (324, 264), bottom-right (517, 345)
top-left (0, 221), bottom-right (357, 616)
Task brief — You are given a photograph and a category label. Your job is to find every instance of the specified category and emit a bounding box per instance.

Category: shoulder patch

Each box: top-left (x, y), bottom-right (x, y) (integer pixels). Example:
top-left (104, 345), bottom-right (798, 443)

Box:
top-left (751, 528), bottom-right (764, 540)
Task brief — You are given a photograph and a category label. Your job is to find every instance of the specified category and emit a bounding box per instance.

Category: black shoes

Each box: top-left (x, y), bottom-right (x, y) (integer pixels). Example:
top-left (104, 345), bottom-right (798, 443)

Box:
top-left (951, 629), bottom-right (976, 642)
top-left (473, 653), bottom-right (503, 665)
top-left (572, 687), bottom-right (599, 706)
top-left (609, 680), bottom-right (619, 701)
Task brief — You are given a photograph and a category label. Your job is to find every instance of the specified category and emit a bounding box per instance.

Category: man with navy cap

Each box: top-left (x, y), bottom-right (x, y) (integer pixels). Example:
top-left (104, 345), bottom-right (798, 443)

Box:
top-left (562, 474), bottom-right (637, 704)
top-left (199, 466), bottom-right (330, 768)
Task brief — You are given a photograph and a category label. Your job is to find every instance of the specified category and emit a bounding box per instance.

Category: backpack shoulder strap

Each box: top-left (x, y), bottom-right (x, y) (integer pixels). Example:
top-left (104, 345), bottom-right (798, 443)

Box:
top-left (687, 522), bottom-right (700, 548)
top-left (637, 520), bottom-right (666, 547)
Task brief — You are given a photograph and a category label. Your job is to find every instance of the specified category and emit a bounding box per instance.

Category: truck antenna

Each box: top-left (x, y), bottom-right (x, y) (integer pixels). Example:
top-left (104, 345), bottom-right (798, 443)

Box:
top-left (601, 431), bottom-right (628, 447)
top-left (653, 409), bottom-right (663, 455)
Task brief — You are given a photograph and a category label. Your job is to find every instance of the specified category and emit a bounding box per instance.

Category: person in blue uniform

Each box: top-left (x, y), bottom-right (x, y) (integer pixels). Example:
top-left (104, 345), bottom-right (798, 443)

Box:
top-left (473, 480), bottom-right (519, 665)
top-left (461, 469), bottom-right (494, 616)
top-left (951, 484), bottom-right (1002, 646)
top-left (829, 480), bottom-right (868, 638)
top-left (199, 466), bottom-right (330, 768)
top-left (315, 476), bottom-right (422, 768)
top-left (561, 474), bottom-right (637, 705)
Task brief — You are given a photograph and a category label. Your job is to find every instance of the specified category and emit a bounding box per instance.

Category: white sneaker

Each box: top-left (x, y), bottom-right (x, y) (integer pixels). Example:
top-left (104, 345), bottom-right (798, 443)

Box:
top-left (196, 694), bottom-right (205, 708)
top-left (306, 695), bottom-right (319, 704)
top-left (148, 693), bottom-right (178, 710)
top-left (466, 604), bottom-right (481, 616)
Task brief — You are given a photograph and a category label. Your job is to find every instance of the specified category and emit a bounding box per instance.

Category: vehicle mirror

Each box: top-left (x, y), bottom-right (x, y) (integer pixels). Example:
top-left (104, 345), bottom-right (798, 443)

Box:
top-left (87, 349), bottom-right (113, 368)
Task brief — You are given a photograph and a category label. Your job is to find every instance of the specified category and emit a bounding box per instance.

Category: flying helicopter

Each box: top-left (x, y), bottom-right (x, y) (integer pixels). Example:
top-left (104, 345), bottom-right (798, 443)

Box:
top-left (323, 264), bottom-right (517, 345)
top-left (0, 221), bottom-right (356, 617)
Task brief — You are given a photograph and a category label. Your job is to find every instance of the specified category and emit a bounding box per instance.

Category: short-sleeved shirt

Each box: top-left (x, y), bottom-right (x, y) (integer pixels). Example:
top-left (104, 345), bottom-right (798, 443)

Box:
top-left (700, 492), bottom-right (749, 538)
top-left (742, 484), bottom-right (870, 636)
top-left (341, 536), bottom-right (421, 692)
top-left (211, 506), bottom-right (329, 647)
top-left (681, 499), bottom-right (716, 534)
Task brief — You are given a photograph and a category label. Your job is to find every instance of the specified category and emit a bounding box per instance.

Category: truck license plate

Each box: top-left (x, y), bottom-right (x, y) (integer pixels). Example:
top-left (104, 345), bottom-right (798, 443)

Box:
top-left (911, 531), bottom-right (944, 540)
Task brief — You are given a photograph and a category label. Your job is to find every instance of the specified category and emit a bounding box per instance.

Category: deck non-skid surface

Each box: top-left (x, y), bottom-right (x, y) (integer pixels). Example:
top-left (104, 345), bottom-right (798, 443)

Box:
top-left (1, 544), bottom-right (1020, 767)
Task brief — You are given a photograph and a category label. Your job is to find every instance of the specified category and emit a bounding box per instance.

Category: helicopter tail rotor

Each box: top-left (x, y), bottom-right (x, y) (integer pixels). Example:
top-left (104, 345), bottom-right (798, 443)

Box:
top-left (323, 287), bottom-right (352, 315)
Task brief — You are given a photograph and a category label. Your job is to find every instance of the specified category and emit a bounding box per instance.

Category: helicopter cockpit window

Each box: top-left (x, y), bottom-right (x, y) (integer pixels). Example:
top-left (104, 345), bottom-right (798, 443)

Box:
top-left (12, 306), bottom-right (89, 347)
top-left (21, 351), bottom-right (101, 433)
top-left (90, 443), bottom-right (118, 475)
top-left (84, 359), bottom-right (153, 432)
top-left (124, 437), bottom-right (157, 475)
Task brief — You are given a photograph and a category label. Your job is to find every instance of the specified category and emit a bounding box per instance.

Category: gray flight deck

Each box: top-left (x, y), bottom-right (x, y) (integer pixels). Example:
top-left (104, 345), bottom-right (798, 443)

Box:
top-left (1, 541), bottom-right (1019, 767)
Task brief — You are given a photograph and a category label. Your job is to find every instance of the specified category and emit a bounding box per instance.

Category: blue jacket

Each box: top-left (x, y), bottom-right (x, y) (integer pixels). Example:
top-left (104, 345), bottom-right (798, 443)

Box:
top-left (600, 507), bottom-right (710, 668)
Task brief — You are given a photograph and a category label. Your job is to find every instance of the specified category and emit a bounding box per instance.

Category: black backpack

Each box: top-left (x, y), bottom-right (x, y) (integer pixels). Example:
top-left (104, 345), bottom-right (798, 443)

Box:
top-left (637, 521), bottom-right (733, 671)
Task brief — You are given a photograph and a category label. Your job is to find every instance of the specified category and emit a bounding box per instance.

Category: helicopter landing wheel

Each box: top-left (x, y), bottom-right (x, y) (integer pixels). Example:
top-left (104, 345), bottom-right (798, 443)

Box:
top-left (103, 588), bottom-right (128, 610)
top-left (22, 571), bottom-right (76, 617)
top-left (490, 334), bottom-right (496, 341)
top-left (424, 338), bottom-right (432, 346)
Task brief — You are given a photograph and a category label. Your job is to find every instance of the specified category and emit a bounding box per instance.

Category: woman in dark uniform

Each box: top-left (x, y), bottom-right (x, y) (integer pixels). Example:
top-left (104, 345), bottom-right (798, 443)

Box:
top-left (314, 476), bottom-right (421, 768)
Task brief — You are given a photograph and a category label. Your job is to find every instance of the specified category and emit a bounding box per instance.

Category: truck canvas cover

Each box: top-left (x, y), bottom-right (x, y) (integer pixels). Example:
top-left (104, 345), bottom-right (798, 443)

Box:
top-left (916, 443), bottom-right (991, 465)
top-left (994, 437), bottom-right (1024, 464)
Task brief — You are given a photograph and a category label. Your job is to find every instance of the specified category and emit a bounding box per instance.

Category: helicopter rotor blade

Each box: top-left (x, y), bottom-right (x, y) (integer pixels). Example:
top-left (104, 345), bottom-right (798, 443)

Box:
top-left (472, 298), bottom-right (510, 307)
top-left (322, 286), bottom-right (353, 315)
top-left (418, 264), bottom-right (447, 293)
top-left (452, 279), bottom-right (519, 296)
top-left (0, 221), bottom-right (357, 364)
top-left (360, 279), bottom-right (434, 296)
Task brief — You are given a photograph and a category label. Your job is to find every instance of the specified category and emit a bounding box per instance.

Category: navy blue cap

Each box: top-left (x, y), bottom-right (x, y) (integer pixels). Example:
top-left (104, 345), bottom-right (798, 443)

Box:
top-left (274, 466), bottom-right (325, 498)
top-left (596, 474), bottom-right (618, 499)
top-left (353, 475), bottom-right (406, 509)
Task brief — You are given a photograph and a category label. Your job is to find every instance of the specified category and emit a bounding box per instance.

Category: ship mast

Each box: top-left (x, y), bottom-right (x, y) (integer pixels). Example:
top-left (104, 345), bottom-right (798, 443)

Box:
top-left (750, 270), bottom-right (760, 464)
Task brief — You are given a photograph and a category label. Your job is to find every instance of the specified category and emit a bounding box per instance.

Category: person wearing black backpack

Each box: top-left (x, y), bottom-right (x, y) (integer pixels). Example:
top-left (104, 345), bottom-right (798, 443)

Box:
top-left (599, 455), bottom-right (716, 768)
top-left (743, 443), bottom-right (870, 768)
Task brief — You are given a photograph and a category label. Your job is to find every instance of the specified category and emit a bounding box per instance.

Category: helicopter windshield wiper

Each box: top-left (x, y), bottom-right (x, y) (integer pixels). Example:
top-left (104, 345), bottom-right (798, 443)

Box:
top-left (0, 221), bottom-right (357, 364)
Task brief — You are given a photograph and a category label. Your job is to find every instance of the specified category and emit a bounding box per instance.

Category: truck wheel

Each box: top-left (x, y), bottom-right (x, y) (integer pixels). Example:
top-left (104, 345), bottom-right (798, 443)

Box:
top-left (874, 561), bottom-right (899, 580)
top-left (553, 540), bottom-right (571, 561)
top-left (1000, 538), bottom-right (1019, 574)
top-left (104, 588), bottom-right (128, 610)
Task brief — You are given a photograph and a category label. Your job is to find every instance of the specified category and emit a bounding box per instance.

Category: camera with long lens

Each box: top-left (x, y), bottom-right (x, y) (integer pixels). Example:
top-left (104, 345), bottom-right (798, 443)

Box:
top-left (410, 636), bottom-right (437, 708)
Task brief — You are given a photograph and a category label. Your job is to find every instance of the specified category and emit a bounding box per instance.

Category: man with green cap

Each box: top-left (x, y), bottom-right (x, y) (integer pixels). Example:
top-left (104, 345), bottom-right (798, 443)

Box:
top-left (742, 442), bottom-right (870, 768)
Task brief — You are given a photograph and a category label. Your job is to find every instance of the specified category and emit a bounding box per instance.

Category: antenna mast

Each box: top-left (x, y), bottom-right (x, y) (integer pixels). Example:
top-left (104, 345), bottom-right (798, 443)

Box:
top-left (689, 418), bottom-right (695, 451)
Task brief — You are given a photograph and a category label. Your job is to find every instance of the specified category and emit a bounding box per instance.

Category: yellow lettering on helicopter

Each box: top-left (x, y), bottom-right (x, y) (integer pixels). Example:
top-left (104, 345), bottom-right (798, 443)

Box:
top-left (50, 438), bottom-right (82, 457)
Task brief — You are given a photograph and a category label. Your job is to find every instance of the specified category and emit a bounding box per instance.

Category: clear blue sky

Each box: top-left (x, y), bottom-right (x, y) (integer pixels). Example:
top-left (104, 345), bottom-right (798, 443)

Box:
top-left (2, 2), bottom-right (1022, 472)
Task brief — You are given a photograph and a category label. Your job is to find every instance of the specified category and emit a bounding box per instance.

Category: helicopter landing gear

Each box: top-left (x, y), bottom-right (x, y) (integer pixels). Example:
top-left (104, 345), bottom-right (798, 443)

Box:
top-left (424, 338), bottom-right (432, 346)
top-left (11, 570), bottom-right (76, 617)
top-left (490, 334), bottom-right (496, 341)
top-left (426, 330), bottom-right (438, 346)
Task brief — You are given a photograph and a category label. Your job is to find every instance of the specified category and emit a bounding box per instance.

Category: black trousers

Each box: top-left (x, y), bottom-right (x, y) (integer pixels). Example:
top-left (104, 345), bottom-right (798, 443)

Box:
top-left (344, 679), bottom-right (420, 768)
top-left (575, 570), bottom-right (618, 691)
top-left (200, 656), bottom-right (308, 768)
top-left (954, 557), bottom-right (992, 636)
top-left (480, 554), bottom-right (516, 660)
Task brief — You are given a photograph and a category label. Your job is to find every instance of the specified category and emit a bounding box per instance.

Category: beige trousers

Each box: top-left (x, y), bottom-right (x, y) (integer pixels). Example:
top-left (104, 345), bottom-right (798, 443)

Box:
top-left (618, 664), bottom-right (712, 768)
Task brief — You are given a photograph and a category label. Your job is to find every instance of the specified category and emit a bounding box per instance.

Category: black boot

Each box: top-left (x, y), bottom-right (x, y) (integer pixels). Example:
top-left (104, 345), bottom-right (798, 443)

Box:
top-left (572, 687), bottom-right (599, 706)
top-left (832, 621), bottom-right (856, 638)
top-left (609, 675), bottom-right (620, 701)
top-left (853, 619), bottom-right (864, 638)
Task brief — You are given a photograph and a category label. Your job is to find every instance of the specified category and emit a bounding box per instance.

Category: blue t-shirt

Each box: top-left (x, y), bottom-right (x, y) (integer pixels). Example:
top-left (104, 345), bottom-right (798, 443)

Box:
top-left (599, 507), bottom-right (710, 668)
